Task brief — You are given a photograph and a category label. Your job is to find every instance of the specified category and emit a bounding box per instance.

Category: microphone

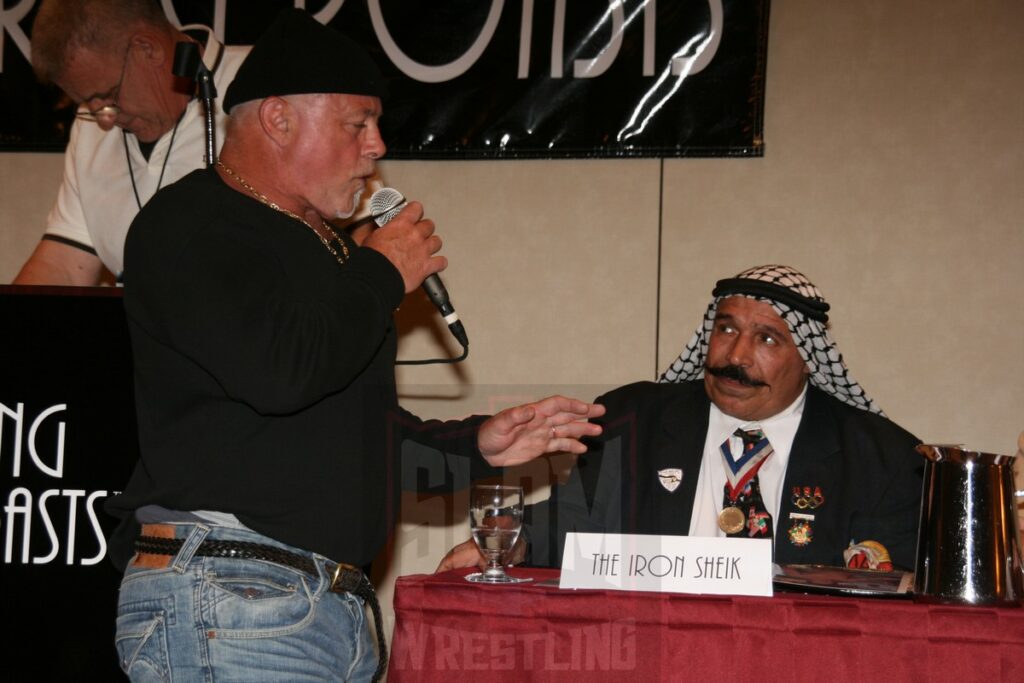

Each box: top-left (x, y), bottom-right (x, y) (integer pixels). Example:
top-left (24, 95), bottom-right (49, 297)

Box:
top-left (172, 41), bottom-right (217, 167)
top-left (369, 188), bottom-right (468, 348)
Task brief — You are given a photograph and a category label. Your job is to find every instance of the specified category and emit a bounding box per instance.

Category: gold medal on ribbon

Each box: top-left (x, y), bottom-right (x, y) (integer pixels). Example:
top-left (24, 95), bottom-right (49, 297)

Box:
top-left (718, 506), bottom-right (746, 534)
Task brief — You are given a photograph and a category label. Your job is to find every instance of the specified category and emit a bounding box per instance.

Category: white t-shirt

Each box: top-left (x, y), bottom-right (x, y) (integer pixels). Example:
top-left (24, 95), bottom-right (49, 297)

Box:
top-left (688, 384), bottom-right (808, 538)
top-left (44, 28), bottom-right (249, 277)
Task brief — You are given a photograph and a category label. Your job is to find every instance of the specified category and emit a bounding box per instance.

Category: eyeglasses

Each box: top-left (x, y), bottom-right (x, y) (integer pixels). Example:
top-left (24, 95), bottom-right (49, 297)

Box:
top-left (75, 44), bottom-right (132, 127)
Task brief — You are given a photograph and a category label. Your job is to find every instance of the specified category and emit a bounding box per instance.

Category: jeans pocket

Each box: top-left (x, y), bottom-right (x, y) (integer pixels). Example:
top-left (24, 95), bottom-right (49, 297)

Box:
top-left (115, 598), bottom-right (172, 681)
top-left (204, 560), bottom-right (316, 637)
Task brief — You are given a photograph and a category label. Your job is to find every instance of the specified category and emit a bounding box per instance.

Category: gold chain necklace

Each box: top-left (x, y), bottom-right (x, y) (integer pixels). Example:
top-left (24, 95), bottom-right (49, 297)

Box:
top-left (217, 161), bottom-right (349, 265)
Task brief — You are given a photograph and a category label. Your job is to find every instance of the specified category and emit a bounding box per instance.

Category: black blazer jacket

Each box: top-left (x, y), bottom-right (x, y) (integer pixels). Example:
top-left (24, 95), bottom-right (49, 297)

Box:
top-left (526, 381), bottom-right (923, 569)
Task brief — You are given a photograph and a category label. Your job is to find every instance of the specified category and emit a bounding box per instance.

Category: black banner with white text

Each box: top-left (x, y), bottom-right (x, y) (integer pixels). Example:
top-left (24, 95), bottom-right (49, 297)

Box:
top-left (0, 288), bottom-right (136, 678)
top-left (0, 0), bottom-right (769, 157)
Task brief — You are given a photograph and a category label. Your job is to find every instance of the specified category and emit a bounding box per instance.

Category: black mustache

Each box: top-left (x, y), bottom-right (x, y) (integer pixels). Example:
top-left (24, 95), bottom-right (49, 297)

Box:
top-left (707, 364), bottom-right (767, 387)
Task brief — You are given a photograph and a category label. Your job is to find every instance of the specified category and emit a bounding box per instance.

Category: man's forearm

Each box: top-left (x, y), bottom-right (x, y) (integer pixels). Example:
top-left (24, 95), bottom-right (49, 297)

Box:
top-left (12, 239), bottom-right (107, 286)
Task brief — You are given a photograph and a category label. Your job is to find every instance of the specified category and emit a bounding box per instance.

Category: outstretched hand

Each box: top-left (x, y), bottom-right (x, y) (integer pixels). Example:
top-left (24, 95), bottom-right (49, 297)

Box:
top-left (477, 395), bottom-right (604, 467)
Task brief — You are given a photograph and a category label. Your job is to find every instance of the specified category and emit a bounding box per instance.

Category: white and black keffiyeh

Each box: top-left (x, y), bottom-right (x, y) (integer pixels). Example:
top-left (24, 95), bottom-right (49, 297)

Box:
top-left (659, 265), bottom-right (884, 416)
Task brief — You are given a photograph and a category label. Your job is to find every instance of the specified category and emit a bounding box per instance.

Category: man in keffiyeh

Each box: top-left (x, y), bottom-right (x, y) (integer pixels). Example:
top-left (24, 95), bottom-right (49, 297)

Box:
top-left (440, 265), bottom-right (925, 572)
top-left (660, 264), bottom-right (883, 416)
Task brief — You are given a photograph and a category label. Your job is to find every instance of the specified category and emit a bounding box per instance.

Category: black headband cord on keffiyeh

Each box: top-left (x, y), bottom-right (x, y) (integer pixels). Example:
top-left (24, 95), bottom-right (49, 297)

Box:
top-left (659, 264), bottom-right (884, 417)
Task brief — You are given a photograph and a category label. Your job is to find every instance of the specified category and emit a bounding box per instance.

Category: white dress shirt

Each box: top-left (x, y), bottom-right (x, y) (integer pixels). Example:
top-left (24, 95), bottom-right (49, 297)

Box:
top-left (688, 383), bottom-right (808, 538)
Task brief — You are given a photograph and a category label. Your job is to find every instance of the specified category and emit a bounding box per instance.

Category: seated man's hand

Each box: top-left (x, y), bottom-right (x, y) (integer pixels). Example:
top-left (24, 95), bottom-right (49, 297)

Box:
top-left (436, 539), bottom-right (486, 573)
top-left (435, 536), bottom-right (528, 573)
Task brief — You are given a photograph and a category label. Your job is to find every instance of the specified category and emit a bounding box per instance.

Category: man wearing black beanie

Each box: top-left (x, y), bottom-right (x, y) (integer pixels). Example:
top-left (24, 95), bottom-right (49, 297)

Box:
top-left (107, 9), bottom-right (604, 681)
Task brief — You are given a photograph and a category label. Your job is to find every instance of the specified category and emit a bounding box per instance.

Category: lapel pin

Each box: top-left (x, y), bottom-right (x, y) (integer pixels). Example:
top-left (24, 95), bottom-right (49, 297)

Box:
top-left (787, 512), bottom-right (814, 546)
top-left (657, 468), bottom-right (683, 493)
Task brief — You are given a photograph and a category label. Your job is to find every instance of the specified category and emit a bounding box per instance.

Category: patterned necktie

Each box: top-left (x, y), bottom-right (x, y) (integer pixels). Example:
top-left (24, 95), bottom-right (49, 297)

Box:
top-left (719, 428), bottom-right (774, 539)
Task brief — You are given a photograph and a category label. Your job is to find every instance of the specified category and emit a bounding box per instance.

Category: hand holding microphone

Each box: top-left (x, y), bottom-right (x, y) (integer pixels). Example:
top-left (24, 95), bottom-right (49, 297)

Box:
top-left (362, 199), bottom-right (445, 293)
top-left (367, 188), bottom-right (468, 348)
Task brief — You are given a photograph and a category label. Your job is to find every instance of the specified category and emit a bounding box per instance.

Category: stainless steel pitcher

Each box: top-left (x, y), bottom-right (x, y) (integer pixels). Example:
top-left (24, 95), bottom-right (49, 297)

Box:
top-left (914, 444), bottom-right (1024, 605)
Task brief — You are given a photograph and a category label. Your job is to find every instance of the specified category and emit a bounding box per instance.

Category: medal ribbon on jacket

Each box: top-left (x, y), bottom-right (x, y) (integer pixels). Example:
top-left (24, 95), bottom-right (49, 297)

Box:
top-left (719, 428), bottom-right (775, 539)
top-left (721, 428), bottom-right (773, 502)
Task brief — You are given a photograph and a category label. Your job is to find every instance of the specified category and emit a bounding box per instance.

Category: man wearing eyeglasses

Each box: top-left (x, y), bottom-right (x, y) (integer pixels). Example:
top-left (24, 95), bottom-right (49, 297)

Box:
top-left (12, 0), bottom-right (248, 286)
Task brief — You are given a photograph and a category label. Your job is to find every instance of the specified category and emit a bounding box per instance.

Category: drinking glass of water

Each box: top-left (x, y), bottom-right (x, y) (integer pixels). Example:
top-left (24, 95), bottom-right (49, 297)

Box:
top-left (465, 484), bottom-right (531, 584)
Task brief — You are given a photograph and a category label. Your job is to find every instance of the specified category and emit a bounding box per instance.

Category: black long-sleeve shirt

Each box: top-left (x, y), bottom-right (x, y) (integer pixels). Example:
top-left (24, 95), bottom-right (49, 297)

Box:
top-left (107, 168), bottom-right (493, 568)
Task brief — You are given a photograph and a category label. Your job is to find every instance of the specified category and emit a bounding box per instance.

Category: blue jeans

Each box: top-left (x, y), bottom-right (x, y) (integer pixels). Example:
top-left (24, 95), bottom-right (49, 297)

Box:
top-left (114, 523), bottom-right (378, 682)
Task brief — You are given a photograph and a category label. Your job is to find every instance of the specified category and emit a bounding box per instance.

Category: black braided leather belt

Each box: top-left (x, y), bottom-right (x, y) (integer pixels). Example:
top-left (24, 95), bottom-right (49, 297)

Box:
top-left (133, 534), bottom-right (389, 682)
top-left (135, 535), bottom-right (366, 591)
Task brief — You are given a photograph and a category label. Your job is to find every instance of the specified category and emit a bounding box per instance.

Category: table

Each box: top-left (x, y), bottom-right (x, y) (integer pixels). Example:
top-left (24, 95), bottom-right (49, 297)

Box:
top-left (388, 568), bottom-right (1024, 682)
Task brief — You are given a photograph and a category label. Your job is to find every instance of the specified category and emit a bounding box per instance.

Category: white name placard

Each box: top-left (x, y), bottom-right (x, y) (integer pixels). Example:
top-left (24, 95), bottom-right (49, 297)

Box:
top-left (558, 533), bottom-right (773, 597)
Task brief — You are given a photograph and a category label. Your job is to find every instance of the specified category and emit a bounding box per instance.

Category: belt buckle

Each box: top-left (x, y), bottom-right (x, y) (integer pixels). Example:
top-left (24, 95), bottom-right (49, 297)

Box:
top-left (329, 562), bottom-right (362, 593)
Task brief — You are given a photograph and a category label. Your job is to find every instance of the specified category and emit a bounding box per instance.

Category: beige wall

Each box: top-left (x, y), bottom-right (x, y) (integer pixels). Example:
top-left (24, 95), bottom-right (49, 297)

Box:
top-left (0, 152), bottom-right (62, 277)
top-left (1, 0), bottom-right (1021, 642)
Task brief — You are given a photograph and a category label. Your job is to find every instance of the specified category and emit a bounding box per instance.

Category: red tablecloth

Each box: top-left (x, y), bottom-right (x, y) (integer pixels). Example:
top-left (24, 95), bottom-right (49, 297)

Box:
top-left (388, 568), bottom-right (1024, 682)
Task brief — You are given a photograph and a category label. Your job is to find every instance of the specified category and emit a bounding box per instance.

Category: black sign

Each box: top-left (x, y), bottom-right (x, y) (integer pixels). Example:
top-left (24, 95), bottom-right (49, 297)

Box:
top-left (0, 287), bottom-right (137, 679)
top-left (0, 0), bottom-right (768, 157)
